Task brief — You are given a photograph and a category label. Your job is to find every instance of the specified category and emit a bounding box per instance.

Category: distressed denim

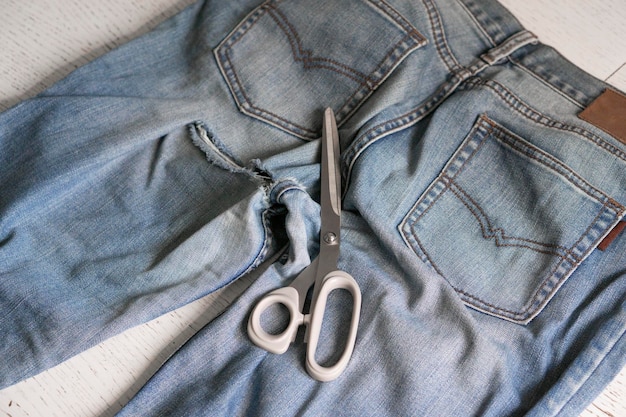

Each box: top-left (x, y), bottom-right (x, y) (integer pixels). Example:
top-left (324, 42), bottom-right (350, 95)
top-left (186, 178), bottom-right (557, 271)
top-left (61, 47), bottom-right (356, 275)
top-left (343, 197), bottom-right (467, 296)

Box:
top-left (1, 0), bottom-right (625, 416)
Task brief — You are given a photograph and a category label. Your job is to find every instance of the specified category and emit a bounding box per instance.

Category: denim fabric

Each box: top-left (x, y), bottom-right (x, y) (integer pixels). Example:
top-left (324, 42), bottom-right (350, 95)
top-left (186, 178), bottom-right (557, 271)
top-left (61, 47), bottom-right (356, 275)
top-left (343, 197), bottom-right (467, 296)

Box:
top-left (1, 0), bottom-right (625, 416)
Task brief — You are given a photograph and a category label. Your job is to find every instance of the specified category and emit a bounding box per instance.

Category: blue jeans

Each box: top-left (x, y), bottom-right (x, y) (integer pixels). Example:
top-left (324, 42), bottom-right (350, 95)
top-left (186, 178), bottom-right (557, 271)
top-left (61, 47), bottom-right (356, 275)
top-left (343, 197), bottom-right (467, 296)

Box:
top-left (1, 0), bottom-right (625, 415)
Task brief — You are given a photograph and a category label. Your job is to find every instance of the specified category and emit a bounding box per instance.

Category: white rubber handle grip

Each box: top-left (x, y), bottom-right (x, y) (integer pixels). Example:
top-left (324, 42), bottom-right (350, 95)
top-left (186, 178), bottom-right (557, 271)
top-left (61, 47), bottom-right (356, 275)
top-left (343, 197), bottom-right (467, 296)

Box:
top-left (305, 271), bottom-right (361, 382)
top-left (247, 286), bottom-right (304, 354)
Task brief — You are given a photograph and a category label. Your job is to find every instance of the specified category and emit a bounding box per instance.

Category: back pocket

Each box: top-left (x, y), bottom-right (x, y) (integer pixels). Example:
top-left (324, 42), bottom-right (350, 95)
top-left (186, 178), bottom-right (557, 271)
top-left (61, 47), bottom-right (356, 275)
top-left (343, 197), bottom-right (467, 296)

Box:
top-left (214, 0), bottom-right (426, 140)
top-left (400, 115), bottom-right (625, 324)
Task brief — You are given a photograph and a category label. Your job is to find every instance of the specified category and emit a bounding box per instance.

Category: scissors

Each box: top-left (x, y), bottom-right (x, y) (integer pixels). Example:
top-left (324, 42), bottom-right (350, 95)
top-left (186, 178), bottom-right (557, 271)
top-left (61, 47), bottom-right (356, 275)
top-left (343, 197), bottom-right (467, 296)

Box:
top-left (248, 108), bottom-right (361, 382)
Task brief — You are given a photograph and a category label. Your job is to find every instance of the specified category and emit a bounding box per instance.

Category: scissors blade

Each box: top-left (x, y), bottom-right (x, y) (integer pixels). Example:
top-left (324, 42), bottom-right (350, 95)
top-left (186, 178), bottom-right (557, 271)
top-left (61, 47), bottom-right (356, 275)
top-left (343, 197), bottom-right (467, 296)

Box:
top-left (321, 108), bottom-right (341, 220)
top-left (316, 108), bottom-right (342, 281)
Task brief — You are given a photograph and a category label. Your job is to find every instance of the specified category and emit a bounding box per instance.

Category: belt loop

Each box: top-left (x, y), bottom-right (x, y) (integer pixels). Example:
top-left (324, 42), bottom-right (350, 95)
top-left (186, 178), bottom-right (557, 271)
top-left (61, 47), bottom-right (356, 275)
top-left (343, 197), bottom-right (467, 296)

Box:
top-left (480, 30), bottom-right (539, 65)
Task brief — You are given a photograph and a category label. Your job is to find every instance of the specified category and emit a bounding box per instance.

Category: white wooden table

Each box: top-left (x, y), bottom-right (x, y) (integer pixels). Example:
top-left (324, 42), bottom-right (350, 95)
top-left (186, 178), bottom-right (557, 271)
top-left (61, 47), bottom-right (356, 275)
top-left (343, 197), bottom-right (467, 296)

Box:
top-left (0, 1), bottom-right (624, 416)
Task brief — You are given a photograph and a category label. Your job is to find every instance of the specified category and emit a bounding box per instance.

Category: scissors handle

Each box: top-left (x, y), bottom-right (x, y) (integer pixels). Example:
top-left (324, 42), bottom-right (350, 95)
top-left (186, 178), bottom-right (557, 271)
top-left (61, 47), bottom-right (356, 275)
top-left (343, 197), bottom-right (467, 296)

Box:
top-left (247, 286), bottom-right (304, 354)
top-left (306, 270), bottom-right (361, 382)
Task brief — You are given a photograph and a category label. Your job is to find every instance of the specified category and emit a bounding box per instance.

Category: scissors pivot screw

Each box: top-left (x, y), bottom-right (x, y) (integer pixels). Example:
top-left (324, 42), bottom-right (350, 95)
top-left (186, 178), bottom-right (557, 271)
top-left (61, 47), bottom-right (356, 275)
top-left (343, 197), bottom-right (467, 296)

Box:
top-left (323, 232), bottom-right (338, 245)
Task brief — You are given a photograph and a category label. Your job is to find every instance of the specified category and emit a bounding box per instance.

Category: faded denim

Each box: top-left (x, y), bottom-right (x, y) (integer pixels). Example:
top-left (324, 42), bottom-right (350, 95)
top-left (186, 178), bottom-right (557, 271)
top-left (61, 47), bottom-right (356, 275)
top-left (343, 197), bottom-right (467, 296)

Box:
top-left (0, 0), bottom-right (624, 416)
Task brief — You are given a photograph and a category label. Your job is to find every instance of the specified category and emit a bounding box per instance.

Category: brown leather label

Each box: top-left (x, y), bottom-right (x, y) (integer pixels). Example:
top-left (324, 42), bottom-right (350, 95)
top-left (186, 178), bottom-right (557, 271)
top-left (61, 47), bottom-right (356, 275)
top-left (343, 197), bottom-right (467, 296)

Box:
top-left (579, 89), bottom-right (626, 145)
top-left (598, 221), bottom-right (626, 251)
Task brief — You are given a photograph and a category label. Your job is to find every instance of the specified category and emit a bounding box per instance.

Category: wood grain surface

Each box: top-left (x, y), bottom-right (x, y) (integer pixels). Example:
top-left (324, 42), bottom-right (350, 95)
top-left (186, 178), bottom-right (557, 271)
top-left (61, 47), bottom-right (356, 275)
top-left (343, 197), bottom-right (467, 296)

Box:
top-left (0, 1), bottom-right (624, 416)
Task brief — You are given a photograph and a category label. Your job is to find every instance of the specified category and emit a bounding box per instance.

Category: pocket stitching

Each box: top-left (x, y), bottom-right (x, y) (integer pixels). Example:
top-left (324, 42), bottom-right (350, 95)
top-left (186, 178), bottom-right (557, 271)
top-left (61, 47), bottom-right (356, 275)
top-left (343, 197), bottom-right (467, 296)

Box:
top-left (400, 115), bottom-right (625, 323)
top-left (266, 5), bottom-right (374, 86)
top-left (446, 179), bottom-right (570, 255)
top-left (214, 0), bottom-right (427, 139)
top-left (411, 198), bottom-right (620, 322)
top-left (454, 201), bottom-right (621, 321)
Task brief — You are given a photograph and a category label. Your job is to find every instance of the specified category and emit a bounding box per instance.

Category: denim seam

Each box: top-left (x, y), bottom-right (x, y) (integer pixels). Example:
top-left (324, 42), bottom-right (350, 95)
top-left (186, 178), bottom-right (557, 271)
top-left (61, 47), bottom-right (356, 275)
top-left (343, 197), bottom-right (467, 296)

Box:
top-left (333, 32), bottom-right (425, 126)
top-left (454, 0), bottom-right (496, 47)
top-left (408, 226), bottom-right (445, 277)
top-left (568, 203), bottom-right (621, 261)
top-left (212, 203), bottom-right (275, 296)
top-left (444, 117), bottom-right (489, 179)
top-left (517, 203), bottom-right (621, 321)
top-left (462, 78), bottom-right (626, 162)
top-left (214, 0), bottom-right (427, 140)
top-left (456, 0), bottom-right (567, 109)
top-left (421, 0), bottom-right (462, 72)
top-left (342, 73), bottom-right (467, 191)
top-left (399, 115), bottom-right (624, 323)
top-left (509, 57), bottom-right (591, 108)
top-left (455, 0), bottom-right (510, 45)
top-left (268, 178), bottom-right (308, 206)
top-left (342, 0), bottom-right (474, 189)
top-left (373, 0), bottom-right (425, 37)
